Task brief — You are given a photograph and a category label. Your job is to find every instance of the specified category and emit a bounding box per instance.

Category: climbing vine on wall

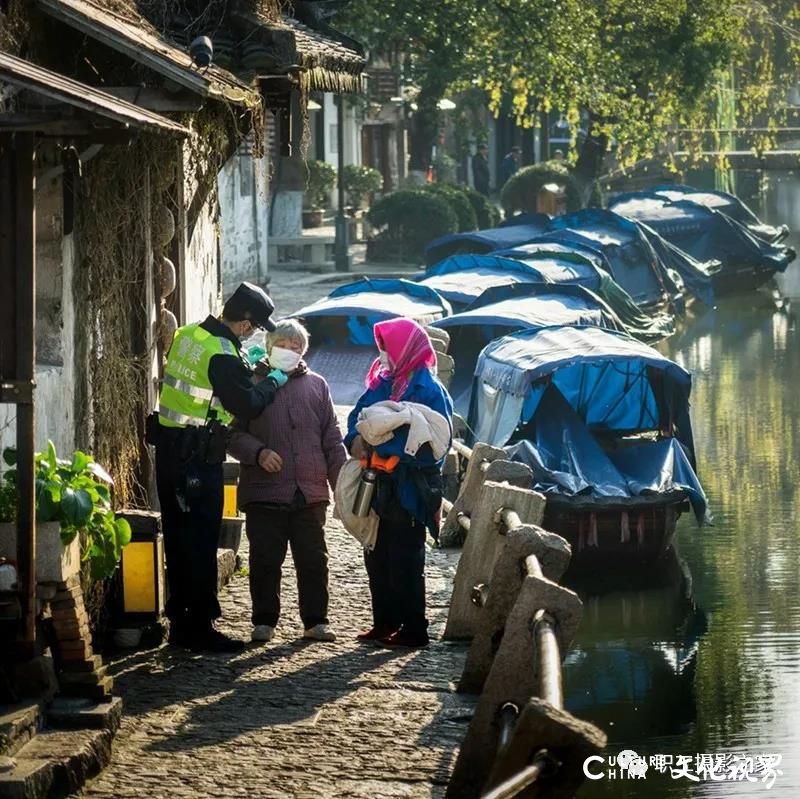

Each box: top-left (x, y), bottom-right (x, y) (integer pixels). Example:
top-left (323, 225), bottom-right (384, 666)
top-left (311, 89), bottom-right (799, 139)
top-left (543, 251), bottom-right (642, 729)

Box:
top-left (75, 136), bottom-right (173, 509)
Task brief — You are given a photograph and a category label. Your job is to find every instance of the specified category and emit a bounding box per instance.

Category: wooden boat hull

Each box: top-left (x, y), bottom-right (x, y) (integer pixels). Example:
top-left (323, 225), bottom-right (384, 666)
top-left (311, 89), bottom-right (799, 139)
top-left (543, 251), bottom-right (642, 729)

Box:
top-left (541, 491), bottom-right (688, 568)
top-left (712, 265), bottom-right (779, 296)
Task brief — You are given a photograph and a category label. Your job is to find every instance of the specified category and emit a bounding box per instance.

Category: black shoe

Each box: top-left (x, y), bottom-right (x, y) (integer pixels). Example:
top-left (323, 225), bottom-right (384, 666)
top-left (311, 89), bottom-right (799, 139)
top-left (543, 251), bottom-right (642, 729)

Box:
top-left (377, 628), bottom-right (430, 649)
top-left (189, 628), bottom-right (245, 653)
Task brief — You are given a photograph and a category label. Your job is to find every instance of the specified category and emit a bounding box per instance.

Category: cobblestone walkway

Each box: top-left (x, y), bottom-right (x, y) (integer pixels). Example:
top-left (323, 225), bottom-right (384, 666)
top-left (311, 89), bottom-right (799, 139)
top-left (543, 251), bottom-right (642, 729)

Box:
top-left (81, 513), bottom-right (473, 798)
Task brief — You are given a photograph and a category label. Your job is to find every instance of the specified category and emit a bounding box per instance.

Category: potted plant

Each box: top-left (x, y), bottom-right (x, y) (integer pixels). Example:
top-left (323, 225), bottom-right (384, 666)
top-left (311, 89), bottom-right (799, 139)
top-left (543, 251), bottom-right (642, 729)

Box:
top-left (302, 160), bottom-right (337, 228)
top-left (342, 164), bottom-right (383, 213)
top-left (0, 443), bottom-right (131, 583)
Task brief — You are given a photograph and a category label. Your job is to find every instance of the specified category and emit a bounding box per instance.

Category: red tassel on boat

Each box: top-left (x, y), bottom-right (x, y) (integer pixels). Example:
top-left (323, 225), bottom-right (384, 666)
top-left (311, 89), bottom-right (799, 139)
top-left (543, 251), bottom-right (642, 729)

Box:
top-left (637, 513), bottom-right (645, 546)
top-left (621, 511), bottom-right (630, 543)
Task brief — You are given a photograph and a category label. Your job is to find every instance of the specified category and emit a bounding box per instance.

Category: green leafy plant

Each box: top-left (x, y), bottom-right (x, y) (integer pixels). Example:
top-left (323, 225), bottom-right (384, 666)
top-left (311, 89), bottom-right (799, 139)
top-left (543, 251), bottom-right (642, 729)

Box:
top-left (0, 443), bottom-right (131, 580)
top-left (422, 184), bottom-right (478, 232)
top-left (367, 189), bottom-right (458, 262)
top-left (303, 159), bottom-right (337, 209)
top-left (459, 184), bottom-right (501, 229)
top-left (342, 164), bottom-right (383, 209)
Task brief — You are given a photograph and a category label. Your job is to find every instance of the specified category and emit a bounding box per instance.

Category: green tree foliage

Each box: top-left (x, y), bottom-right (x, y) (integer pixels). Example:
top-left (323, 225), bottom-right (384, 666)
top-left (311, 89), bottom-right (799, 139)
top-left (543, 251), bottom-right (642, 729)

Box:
top-left (338, 1), bottom-right (799, 185)
top-left (336, 1), bottom-right (484, 174)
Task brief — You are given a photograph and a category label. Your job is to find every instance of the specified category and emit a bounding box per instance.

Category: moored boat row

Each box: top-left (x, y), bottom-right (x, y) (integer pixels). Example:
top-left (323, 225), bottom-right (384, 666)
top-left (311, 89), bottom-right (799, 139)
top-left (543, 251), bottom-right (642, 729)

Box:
top-left (287, 184), bottom-right (795, 568)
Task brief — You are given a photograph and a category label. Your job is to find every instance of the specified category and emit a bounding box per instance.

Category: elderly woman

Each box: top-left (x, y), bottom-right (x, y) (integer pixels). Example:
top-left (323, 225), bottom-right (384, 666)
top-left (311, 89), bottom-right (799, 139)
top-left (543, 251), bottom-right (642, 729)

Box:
top-left (345, 318), bottom-right (453, 649)
top-left (228, 319), bottom-right (346, 643)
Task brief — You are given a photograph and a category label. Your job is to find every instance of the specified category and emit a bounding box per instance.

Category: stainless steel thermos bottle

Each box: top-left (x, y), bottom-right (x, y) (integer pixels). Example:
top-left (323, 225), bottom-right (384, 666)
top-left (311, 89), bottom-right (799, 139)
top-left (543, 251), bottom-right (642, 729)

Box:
top-left (352, 466), bottom-right (377, 517)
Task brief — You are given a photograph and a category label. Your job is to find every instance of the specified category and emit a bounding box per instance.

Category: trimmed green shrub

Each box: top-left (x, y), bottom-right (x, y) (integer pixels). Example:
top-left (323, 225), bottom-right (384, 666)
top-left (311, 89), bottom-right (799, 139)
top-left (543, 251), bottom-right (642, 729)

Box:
top-left (367, 190), bottom-right (458, 262)
top-left (460, 184), bottom-right (501, 228)
top-left (500, 160), bottom-right (582, 216)
top-left (422, 184), bottom-right (478, 232)
top-left (342, 164), bottom-right (383, 209)
top-left (303, 160), bottom-right (337, 209)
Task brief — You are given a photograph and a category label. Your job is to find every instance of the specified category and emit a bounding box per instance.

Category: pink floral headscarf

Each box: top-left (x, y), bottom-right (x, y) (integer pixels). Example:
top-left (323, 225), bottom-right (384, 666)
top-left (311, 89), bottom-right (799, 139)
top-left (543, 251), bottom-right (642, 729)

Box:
top-left (365, 318), bottom-right (437, 401)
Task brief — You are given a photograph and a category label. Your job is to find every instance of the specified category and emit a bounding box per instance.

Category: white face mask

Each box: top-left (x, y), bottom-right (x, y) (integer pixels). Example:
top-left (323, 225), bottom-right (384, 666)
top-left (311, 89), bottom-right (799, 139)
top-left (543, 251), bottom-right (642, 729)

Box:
top-left (378, 350), bottom-right (391, 369)
top-left (241, 328), bottom-right (264, 350)
top-left (270, 345), bottom-right (302, 372)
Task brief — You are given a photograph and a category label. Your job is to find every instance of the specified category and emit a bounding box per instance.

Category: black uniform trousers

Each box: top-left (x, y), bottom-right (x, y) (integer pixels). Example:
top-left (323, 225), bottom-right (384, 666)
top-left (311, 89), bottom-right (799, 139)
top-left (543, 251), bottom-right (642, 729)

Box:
top-left (364, 509), bottom-right (428, 636)
top-left (155, 429), bottom-right (223, 631)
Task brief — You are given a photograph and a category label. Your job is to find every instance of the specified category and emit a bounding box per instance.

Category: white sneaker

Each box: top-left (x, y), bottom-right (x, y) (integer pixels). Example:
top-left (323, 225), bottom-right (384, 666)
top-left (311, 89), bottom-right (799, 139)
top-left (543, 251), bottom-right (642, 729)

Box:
top-left (251, 624), bottom-right (275, 643)
top-left (303, 623), bottom-right (337, 642)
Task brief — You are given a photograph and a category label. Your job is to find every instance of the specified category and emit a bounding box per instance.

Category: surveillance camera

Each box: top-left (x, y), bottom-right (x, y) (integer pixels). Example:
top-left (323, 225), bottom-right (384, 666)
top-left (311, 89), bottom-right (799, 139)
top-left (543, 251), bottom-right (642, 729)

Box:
top-left (190, 36), bottom-right (214, 69)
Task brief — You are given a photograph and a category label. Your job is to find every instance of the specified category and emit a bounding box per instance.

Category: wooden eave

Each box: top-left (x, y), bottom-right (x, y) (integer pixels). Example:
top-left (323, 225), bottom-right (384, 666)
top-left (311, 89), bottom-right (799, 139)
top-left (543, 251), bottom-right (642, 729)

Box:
top-left (0, 52), bottom-right (191, 136)
top-left (36, 0), bottom-right (260, 107)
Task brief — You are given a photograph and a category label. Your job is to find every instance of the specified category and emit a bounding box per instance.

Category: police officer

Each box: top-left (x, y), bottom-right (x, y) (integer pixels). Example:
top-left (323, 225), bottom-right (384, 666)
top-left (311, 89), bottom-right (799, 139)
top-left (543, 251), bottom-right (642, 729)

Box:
top-left (153, 282), bottom-right (287, 652)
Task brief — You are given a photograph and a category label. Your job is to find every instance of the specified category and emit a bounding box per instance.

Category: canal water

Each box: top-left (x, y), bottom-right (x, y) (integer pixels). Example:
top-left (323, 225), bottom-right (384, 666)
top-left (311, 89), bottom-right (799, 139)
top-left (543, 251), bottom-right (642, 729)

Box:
top-left (563, 280), bottom-right (800, 796)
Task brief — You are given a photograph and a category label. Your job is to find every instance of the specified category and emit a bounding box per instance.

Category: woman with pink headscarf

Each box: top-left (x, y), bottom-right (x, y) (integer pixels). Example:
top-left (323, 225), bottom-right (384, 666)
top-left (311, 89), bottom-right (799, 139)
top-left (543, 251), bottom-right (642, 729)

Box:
top-left (345, 318), bottom-right (453, 648)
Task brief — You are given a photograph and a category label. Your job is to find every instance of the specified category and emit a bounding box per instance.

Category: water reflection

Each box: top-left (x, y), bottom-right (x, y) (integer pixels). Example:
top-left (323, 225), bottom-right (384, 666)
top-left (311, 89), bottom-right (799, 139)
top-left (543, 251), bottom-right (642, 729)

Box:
top-left (563, 288), bottom-right (800, 796)
top-left (565, 548), bottom-right (705, 741)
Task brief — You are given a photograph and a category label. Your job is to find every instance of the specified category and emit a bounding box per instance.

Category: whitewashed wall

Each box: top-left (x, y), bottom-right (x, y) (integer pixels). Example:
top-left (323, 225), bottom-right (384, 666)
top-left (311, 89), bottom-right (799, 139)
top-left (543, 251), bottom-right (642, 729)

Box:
top-left (219, 146), bottom-right (269, 296)
top-left (0, 174), bottom-right (77, 460)
top-left (181, 142), bottom-right (225, 321)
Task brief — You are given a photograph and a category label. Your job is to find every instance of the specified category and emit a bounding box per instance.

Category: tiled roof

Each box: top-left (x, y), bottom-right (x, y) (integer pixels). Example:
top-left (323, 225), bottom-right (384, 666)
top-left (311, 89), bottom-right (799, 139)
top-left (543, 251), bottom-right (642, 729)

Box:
top-left (36, 0), bottom-right (261, 106)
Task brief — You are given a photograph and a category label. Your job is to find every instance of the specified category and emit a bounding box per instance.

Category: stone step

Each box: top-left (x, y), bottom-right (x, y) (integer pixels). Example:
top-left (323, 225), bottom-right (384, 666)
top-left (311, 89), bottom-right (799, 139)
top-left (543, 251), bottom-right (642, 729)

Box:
top-left (47, 697), bottom-right (122, 734)
top-left (0, 702), bottom-right (44, 758)
top-left (0, 728), bottom-right (112, 799)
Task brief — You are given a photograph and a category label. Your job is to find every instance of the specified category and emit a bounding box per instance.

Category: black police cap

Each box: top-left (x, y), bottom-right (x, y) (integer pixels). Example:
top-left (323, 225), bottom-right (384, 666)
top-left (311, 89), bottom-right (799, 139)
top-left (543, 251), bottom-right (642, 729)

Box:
top-left (226, 282), bottom-right (276, 331)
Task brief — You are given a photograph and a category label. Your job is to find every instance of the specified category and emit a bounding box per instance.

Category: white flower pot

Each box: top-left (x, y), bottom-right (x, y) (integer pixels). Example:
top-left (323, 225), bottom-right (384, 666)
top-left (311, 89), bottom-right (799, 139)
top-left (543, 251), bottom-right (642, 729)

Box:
top-left (0, 521), bottom-right (81, 583)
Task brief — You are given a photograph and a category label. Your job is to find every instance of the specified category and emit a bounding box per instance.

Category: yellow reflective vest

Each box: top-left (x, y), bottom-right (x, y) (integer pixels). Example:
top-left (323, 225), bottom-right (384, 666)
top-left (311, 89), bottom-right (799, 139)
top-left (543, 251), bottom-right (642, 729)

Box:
top-left (158, 322), bottom-right (237, 428)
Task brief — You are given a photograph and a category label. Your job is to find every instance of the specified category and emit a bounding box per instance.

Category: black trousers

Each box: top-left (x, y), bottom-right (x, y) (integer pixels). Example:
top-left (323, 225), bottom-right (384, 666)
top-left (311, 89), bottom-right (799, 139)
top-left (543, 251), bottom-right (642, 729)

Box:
top-left (155, 433), bottom-right (223, 630)
top-left (244, 502), bottom-right (329, 628)
top-left (364, 511), bottom-right (428, 635)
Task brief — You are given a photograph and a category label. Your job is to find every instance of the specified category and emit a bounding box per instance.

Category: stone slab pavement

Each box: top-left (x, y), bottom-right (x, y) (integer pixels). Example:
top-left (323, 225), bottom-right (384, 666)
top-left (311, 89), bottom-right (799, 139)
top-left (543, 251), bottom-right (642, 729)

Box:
top-left (267, 263), bottom-right (420, 320)
top-left (79, 512), bottom-right (474, 799)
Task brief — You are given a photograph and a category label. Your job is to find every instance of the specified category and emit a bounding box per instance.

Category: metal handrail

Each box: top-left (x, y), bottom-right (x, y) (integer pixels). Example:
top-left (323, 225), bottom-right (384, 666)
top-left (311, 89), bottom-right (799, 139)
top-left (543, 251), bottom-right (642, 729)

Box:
top-left (482, 755), bottom-right (550, 799)
top-left (447, 439), bottom-right (569, 798)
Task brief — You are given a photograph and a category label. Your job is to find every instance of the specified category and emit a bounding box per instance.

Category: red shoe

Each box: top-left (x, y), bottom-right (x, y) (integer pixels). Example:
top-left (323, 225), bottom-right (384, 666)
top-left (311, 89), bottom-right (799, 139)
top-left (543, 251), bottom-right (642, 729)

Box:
top-left (356, 626), bottom-right (398, 642)
top-left (377, 629), bottom-right (430, 649)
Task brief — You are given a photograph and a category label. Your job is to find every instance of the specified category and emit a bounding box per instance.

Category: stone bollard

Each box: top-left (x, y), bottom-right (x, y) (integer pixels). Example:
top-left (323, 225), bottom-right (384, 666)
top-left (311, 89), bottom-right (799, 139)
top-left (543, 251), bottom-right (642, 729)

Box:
top-left (446, 566), bottom-right (584, 798)
top-left (459, 523), bottom-right (571, 693)
top-left (444, 480), bottom-right (545, 640)
top-left (440, 444), bottom-right (530, 547)
top-left (484, 698), bottom-right (607, 799)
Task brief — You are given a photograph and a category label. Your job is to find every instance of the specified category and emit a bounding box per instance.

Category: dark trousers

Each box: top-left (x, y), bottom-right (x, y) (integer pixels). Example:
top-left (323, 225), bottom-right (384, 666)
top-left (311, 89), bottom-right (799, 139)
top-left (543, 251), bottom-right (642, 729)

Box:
top-left (245, 502), bottom-right (329, 628)
top-left (155, 436), bottom-right (223, 630)
top-left (364, 511), bottom-right (428, 635)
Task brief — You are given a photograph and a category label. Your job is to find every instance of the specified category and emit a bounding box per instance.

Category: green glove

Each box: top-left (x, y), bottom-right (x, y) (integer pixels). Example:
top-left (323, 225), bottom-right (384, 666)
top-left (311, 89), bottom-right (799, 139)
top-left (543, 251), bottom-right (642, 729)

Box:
top-left (245, 345), bottom-right (267, 366)
top-left (267, 368), bottom-right (288, 387)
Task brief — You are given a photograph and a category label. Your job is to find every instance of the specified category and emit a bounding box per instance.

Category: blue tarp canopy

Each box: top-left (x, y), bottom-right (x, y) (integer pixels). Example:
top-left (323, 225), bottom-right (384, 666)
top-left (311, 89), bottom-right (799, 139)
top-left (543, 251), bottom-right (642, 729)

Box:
top-left (469, 326), bottom-right (695, 459)
top-left (546, 209), bottom-right (673, 307)
top-left (635, 223), bottom-right (717, 306)
top-left (290, 278), bottom-right (451, 346)
top-left (648, 184), bottom-right (789, 243)
top-left (433, 283), bottom-right (624, 335)
top-left (505, 389), bottom-right (707, 523)
top-left (418, 252), bottom-right (674, 341)
top-left (418, 254), bottom-right (557, 307)
top-left (609, 195), bottom-right (795, 276)
top-left (424, 213), bottom-right (550, 265)
top-left (468, 326), bottom-right (706, 522)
